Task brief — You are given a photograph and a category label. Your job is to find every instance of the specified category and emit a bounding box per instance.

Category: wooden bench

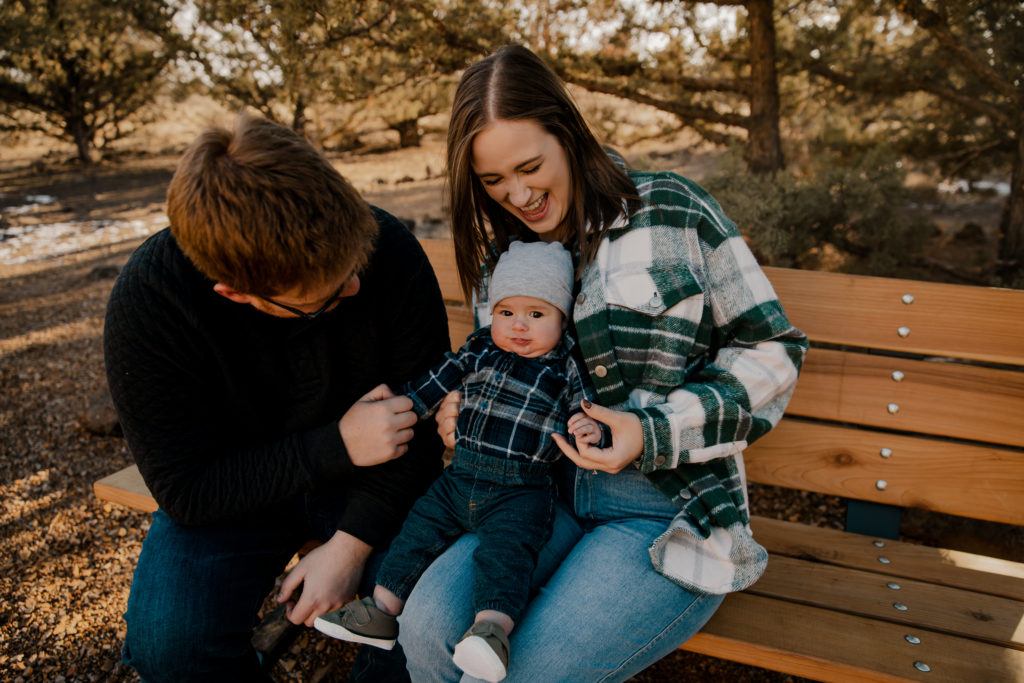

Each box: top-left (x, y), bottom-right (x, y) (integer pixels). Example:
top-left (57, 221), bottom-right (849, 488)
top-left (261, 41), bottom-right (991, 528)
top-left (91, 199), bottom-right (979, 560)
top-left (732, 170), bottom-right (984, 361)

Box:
top-left (96, 237), bottom-right (1024, 681)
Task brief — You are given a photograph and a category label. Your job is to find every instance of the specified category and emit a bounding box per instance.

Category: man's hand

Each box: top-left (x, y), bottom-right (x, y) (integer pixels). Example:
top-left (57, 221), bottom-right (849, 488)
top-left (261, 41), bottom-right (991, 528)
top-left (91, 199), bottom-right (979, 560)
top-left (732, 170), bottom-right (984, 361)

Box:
top-left (276, 530), bottom-right (372, 627)
top-left (434, 390), bottom-right (460, 449)
top-left (552, 400), bottom-right (644, 473)
top-left (339, 384), bottom-right (418, 466)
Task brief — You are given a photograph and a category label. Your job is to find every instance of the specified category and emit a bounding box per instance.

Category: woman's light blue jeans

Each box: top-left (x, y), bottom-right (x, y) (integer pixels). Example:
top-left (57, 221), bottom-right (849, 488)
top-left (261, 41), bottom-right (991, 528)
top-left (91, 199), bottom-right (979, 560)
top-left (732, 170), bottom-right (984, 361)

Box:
top-left (397, 462), bottom-right (725, 682)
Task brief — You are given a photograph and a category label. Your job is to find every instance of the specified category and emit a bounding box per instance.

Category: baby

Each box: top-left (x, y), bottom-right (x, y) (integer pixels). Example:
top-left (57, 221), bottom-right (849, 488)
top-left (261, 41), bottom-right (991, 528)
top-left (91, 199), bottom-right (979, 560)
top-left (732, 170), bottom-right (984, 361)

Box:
top-left (315, 240), bottom-right (604, 682)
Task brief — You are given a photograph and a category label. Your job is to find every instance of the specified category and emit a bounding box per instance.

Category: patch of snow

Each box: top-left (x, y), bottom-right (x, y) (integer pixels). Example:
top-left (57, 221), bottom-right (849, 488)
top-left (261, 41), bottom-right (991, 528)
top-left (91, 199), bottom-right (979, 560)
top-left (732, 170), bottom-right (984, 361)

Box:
top-left (4, 194), bottom-right (60, 215)
top-left (0, 215), bottom-right (165, 265)
top-left (938, 179), bottom-right (1010, 196)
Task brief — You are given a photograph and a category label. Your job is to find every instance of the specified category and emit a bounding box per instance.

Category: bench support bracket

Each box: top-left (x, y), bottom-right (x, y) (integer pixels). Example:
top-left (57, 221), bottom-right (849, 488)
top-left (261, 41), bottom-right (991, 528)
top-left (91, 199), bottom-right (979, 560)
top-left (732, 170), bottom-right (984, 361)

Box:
top-left (845, 499), bottom-right (900, 539)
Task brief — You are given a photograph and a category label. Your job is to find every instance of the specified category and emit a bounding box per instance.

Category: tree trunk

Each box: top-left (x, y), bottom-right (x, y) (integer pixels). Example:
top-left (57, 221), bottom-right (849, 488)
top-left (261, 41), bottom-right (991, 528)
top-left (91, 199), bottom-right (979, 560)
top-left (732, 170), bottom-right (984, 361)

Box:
top-left (997, 120), bottom-right (1024, 285)
top-left (291, 97), bottom-right (308, 136)
top-left (67, 116), bottom-right (94, 164)
top-left (59, 46), bottom-right (94, 165)
top-left (392, 119), bottom-right (421, 148)
top-left (744, 0), bottom-right (784, 174)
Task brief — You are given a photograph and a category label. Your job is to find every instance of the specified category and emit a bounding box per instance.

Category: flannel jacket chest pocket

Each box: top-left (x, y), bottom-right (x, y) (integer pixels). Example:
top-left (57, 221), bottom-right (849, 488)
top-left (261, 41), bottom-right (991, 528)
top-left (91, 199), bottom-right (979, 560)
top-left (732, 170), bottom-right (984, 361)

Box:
top-left (603, 264), bottom-right (705, 389)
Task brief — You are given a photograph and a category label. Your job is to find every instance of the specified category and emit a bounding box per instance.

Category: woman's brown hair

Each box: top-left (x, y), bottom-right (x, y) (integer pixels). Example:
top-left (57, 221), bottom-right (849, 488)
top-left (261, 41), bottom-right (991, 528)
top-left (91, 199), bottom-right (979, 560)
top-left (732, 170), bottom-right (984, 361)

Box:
top-left (445, 45), bottom-right (640, 301)
top-left (168, 111), bottom-right (378, 297)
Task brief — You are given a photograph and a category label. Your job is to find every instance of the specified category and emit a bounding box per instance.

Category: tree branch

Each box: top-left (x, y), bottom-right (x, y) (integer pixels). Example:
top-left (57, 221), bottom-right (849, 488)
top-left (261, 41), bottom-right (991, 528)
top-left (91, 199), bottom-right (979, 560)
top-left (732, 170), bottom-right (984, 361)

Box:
top-left (556, 69), bottom-right (749, 130)
top-left (649, 70), bottom-right (750, 96)
top-left (898, 0), bottom-right (1017, 102)
top-left (807, 61), bottom-right (1011, 126)
top-left (402, 1), bottom-right (494, 58)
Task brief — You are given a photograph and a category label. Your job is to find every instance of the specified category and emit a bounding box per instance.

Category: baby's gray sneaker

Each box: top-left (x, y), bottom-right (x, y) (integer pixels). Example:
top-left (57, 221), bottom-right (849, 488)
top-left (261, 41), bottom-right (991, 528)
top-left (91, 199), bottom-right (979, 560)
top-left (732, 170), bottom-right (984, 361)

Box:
top-left (452, 620), bottom-right (510, 682)
top-left (313, 596), bottom-right (398, 650)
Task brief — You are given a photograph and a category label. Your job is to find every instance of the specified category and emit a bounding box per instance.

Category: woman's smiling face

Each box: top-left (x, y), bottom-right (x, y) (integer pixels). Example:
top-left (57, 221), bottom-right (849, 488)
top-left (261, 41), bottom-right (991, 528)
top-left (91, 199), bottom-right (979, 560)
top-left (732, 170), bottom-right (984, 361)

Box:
top-left (471, 119), bottom-right (571, 239)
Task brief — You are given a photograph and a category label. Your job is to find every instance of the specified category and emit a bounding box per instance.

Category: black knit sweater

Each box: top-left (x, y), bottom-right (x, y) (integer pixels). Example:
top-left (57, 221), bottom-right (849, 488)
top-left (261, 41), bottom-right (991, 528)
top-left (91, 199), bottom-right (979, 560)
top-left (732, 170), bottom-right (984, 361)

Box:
top-left (103, 208), bottom-right (448, 547)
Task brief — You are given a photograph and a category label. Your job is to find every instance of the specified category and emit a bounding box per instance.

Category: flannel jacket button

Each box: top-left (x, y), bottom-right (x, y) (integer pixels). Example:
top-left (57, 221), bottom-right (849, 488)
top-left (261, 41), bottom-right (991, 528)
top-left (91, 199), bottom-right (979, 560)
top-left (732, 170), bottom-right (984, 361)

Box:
top-left (576, 293), bottom-right (586, 306)
top-left (649, 295), bottom-right (662, 308)
top-left (678, 488), bottom-right (692, 500)
top-left (594, 365), bottom-right (608, 378)
top-left (654, 455), bottom-right (666, 466)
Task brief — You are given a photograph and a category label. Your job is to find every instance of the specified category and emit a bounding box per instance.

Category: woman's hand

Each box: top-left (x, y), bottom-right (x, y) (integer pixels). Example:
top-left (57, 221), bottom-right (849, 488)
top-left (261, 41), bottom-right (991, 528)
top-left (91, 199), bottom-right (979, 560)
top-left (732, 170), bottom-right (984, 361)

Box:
top-left (434, 390), bottom-right (460, 448)
top-left (567, 411), bottom-right (602, 445)
top-left (552, 400), bottom-right (644, 473)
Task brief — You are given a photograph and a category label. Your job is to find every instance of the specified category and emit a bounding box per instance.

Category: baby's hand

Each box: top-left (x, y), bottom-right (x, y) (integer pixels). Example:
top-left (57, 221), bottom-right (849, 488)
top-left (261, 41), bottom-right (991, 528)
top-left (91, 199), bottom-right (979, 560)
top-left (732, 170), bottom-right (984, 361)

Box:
top-left (567, 411), bottom-right (602, 446)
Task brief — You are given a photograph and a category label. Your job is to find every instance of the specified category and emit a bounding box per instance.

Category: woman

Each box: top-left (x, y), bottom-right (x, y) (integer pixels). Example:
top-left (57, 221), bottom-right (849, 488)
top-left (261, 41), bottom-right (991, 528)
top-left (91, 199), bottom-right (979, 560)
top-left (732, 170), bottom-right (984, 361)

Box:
top-left (397, 45), bottom-right (808, 682)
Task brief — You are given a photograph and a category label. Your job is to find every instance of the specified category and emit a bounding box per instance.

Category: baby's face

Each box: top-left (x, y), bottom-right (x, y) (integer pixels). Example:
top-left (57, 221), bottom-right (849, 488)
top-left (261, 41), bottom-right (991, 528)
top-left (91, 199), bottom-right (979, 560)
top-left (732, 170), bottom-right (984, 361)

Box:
top-left (491, 296), bottom-right (564, 358)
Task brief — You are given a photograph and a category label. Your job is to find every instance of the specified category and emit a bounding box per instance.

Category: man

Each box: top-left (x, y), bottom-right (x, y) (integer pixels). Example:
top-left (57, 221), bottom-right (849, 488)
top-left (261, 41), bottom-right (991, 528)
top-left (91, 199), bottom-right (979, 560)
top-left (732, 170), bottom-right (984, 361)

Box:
top-left (104, 112), bottom-right (448, 681)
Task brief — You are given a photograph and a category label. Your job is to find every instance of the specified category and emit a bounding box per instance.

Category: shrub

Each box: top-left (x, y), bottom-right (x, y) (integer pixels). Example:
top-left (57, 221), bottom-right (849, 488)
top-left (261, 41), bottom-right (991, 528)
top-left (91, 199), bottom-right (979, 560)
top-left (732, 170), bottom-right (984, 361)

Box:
top-left (704, 147), bottom-right (934, 277)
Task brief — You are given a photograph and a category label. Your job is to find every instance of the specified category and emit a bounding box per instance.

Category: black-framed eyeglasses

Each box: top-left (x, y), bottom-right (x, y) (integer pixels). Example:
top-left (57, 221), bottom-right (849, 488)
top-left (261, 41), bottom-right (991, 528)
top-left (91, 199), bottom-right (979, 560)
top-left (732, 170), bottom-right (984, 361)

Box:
top-left (256, 279), bottom-right (349, 320)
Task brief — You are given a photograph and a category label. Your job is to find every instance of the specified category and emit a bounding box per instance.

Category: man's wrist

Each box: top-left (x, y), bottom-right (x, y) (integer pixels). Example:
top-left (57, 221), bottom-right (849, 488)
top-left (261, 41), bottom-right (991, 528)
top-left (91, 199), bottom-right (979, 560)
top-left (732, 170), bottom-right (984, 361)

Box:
top-left (328, 529), bottom-right (373, 561)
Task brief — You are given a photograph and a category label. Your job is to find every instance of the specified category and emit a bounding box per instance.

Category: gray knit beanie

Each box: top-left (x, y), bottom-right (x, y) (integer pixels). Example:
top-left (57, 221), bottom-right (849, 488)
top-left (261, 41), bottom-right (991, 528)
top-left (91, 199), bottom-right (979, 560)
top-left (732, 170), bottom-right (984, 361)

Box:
top-left (488, 241), bottom-right (574, 316)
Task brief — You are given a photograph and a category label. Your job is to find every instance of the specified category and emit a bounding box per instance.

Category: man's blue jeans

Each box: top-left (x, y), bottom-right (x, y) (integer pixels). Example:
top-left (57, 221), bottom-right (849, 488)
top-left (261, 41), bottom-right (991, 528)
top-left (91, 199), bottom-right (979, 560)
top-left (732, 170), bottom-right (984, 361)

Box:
top-left (122, 493), bottom-right (407, 682)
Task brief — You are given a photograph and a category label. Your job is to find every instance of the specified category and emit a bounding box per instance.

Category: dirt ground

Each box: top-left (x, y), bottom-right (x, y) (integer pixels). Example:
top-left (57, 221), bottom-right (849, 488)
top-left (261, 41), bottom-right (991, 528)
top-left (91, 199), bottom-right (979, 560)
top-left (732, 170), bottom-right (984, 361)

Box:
top-left (1, 105), bottom-right (1019, 682)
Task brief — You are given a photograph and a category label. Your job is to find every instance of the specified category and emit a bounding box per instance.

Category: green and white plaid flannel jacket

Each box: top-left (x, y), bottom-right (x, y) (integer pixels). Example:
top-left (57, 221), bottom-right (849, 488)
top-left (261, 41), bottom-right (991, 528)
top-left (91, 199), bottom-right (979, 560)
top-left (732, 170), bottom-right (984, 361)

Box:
top-left (572, 170), bottom-right (808, 594)
top-left (473, 169), bottom-right (807, 593)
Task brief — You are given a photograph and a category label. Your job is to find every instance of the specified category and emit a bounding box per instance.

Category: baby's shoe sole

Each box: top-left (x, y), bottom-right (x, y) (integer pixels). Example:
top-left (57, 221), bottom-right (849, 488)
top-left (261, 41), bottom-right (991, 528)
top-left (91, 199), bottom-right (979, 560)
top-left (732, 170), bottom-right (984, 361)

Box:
top-left (453, 634), bottom-right (507, 682)
top-left (313, 615), bottom-right (396, 650)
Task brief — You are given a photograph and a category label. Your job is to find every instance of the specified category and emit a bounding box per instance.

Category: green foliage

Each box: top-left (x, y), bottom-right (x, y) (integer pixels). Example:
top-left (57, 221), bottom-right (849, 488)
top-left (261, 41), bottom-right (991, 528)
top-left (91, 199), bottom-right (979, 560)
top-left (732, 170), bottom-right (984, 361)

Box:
top-left (194, 0), bottom-right (508, 143)
top-left (791, 0), bottom-right (1022, 181)
top-left (534, 1), bottom-right (781, 166)
top-left (788, 0), bottom-right (1024, 278)
top-left (195, 0), bottom-right (395, 133)
top-left (704, 146), bottom-right (933, 277)
top-left (0, 0), bottom-right (186, 163)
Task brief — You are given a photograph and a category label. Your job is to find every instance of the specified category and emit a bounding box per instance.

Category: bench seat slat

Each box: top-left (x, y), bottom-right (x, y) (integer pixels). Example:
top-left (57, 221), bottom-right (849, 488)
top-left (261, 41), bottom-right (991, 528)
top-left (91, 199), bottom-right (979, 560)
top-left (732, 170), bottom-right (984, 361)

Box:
top-left (93, 464), bottom-right (157, 513)
top-left (751, 555), bottom-right (1024, 649)
top-left (746, 420), bottom-right (1024, 526)
top-left (683, 592), bottom-right (1024, 683)
top-left (751, 516), bottom-right (1024, 600)
top-left (788, 348), bottom-right (1024, 447)
top-left (764, 266), bottom-right (1024, 366)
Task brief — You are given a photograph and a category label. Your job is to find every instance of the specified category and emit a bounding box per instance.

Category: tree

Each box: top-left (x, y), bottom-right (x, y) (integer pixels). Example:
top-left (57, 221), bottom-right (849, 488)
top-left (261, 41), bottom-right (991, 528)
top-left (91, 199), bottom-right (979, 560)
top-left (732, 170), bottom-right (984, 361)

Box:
top-left (314, 0), bottom-right (505, 147)
top-left (797, 0), bottom-right (1024, 284)
top-left (370, 77), bottom-right (456, 148)
top-left (0, 0), bottom-right (186, 163)
top-left (194, 0), bottom-right (391, 135)
top-left (521, 0), bottom-right (785, 173)
top-left (194, 0), bottom-right (505, 144)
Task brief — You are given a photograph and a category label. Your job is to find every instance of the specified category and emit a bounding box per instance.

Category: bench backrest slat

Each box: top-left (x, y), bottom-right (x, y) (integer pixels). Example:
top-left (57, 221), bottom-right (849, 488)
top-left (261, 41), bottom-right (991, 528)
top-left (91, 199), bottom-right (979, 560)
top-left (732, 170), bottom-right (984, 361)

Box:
top-left (744, 420), bottom-right (1024, 526)
top-left (790, 348), bottom-right (1024, 448)
top-left (764, 266), bottom-right (1024, 366)
top-left (420, 238), bottom-right (464, 303)
top-left (423, 241), bottom-right (1024, 367)
top-left (420, 239), bottom-right (475, 350)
